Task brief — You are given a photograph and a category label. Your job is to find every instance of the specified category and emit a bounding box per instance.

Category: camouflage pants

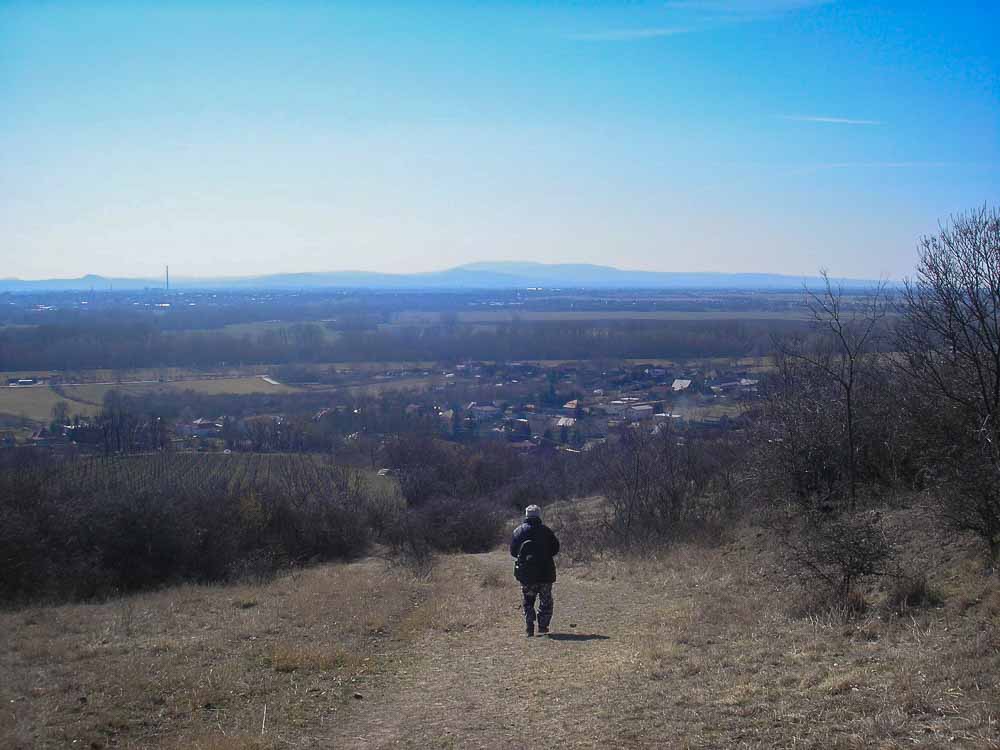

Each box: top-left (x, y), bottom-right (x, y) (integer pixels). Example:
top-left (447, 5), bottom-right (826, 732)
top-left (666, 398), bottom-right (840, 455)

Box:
top-left (521, 582), bottom-right (554, 629)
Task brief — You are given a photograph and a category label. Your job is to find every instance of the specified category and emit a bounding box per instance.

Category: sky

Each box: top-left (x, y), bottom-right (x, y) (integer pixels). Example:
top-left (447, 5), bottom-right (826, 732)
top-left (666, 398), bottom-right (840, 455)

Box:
top-left (1, 0), bottom-right (997, 281)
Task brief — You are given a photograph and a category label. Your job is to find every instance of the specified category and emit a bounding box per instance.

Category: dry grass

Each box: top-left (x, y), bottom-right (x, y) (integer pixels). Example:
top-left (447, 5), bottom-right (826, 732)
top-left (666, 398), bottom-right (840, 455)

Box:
top-left (0, 560), bottom-right (442, 749)
top-left (0, 385), bottom-right (101, 423)
top-left (63, 376), bottom-right (300, 404)
top-left (601, 517), bottom-right (1000, 749)
top-left (0, 377), bottom-right (302, 422)
top-left (3, 504), bottom-right (999, 749)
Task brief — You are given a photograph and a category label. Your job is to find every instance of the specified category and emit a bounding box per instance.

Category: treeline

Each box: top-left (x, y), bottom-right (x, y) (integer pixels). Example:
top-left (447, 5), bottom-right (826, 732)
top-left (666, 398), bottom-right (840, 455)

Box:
top-left (0, 319), bottom-right (335, 370)
top-left (0, 317), bottom-right (805, 371)
top-left (0, 453), bottom-right (381, 602)
top-left (335, 319), bottom-right (799, 362)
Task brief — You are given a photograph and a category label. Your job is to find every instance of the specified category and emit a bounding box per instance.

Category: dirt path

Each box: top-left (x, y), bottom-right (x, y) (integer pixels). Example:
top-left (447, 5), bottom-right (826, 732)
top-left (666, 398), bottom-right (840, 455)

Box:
top-left (328, 550), bottom-right (651, 749)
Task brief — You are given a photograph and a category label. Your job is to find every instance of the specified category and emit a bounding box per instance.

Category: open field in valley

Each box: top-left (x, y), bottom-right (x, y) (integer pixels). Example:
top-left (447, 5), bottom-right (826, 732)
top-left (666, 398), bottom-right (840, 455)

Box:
top-left (0, 385), bottom-right (101, 423)
top-left (0, 374), bottom-right (444, 423)
top-left (59, 377), bottom-right (302, 405)
top-left (0, 379), bottom-right (300, 423)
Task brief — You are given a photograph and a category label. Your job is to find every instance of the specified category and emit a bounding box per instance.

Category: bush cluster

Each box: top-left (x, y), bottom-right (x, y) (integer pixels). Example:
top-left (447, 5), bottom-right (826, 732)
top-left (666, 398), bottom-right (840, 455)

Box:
top-left (381, 438), bottom-right (563, 563)
top-left (0, 454), bottom-right (385, 603)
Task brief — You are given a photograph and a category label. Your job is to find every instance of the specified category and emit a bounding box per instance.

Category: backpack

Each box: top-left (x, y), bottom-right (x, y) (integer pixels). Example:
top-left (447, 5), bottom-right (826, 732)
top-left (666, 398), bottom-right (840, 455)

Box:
top-left (514, 535), bottom-right (541, 585)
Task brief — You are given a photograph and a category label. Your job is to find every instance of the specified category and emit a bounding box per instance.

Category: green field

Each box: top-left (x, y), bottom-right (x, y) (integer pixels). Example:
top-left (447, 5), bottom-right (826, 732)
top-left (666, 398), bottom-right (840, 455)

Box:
top-left (23, 451), bottom-right (392, 497)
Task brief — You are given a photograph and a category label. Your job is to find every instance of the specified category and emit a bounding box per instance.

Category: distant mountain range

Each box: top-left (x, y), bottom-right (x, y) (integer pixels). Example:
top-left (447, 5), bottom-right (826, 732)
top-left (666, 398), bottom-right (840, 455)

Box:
top-left (0, 262), bottom-right (881, 292)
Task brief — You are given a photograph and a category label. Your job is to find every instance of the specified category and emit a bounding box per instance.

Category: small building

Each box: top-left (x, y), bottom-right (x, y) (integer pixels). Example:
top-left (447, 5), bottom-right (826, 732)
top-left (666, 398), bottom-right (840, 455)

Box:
top-left (467, 403), bottom-right (501, 422)
top-left (603, 400), bottom-right (628, 416)
top-left (190, 418), bottom-right (223, 438)
top-left (630, 404), bottom-right (655, 421)
top-left (671, 379), bottom-right (693, 392)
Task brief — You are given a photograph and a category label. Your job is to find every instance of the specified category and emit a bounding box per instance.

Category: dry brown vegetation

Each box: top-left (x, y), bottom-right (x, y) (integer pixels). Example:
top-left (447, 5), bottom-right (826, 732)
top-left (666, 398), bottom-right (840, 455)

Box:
top-left (3, 499), bottom-right (999, 749)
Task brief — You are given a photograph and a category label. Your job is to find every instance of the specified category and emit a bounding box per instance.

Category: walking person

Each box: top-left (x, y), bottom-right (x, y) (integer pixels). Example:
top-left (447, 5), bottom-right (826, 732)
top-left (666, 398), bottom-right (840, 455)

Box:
top-left (510, 504), bottom-right (560, 637)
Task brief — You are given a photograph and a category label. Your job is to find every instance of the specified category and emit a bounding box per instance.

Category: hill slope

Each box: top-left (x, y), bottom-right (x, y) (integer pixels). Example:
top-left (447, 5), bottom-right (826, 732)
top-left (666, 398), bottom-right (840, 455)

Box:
top-left (3, 503), bottom-right (998, 749)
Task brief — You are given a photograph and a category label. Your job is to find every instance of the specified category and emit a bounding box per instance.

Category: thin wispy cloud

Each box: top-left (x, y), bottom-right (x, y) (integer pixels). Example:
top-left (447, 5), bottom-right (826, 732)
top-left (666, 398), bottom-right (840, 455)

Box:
top-left (782, 115), bottom-right (883, 125)
top-left (807, 161), bottom-right (954, 169)
top-left (571, 0), bottom-right (830, 42)
top-left (666, 0), bottom-right (832, 13)
top-left (568, 27), bottom-right (695, 42)
top-left (781, 161), bottom-right (956, 179)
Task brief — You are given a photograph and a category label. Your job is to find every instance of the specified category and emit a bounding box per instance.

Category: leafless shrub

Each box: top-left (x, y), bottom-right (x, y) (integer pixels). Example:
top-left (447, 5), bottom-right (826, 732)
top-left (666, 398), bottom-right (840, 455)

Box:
top-left (0, 454), bottom-right (383, 603)
top-left (887, 570), bottom-right (943, 612)
top-left (781, 509), bottom-right (896, 605)
top-left (547, 503), bottom-right (609, 564)
top-left (765, 273), bottom-right (891, 512)
top-left (592, 427), bottom-right (729, 550)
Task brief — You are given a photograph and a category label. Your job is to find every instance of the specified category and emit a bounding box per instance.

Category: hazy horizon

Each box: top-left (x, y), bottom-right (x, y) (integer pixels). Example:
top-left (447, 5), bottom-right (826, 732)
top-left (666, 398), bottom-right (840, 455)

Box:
top-left (0, 259), bottom-right (883, 286)
top-left (3, 1), bottom-right (997, 280)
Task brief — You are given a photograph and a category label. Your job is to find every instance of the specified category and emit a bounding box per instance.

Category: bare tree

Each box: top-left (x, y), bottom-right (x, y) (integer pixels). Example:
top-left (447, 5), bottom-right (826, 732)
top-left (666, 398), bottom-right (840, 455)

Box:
top-left (777, 271), bottom-right (889, 509)
top-left (896, 205), bottom-right (1000, 559)
top-left (898, 205), bottom-right (1000, 447)
top-left (50, 400), bottom-right (71, 429)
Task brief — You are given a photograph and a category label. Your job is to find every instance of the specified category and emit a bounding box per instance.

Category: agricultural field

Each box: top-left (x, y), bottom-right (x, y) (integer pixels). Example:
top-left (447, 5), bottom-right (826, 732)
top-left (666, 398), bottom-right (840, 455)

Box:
top-left (58, 376), bottom-right (301, 406)
top-left (0, 385), bottom-right (100, 423)
top-left (28, 452), bottom-right (388, 498)
top-left (0, 371), bottom-right (443, 424)
top-left (0, 378), bottom-right (302, 423)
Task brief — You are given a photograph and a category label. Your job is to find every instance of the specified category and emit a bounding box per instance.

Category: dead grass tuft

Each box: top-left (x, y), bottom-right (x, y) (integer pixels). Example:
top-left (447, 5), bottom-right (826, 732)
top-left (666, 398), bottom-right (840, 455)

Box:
top-left (269, 643), bottom-right (357, 673)
top-left (162, 734), bottom-right (276, 750)
top-left (479, 567), bottom-right (505, 589)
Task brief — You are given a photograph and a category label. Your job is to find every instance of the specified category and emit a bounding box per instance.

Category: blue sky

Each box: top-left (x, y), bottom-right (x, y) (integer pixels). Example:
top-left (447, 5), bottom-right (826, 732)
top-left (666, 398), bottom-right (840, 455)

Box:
top-left (2, 0), bottom-right (997, 280)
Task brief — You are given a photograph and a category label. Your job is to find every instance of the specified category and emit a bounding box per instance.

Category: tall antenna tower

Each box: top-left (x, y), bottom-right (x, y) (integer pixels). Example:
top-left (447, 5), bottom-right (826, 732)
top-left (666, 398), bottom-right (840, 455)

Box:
top-left (166, 265), bottom-right (170, 292)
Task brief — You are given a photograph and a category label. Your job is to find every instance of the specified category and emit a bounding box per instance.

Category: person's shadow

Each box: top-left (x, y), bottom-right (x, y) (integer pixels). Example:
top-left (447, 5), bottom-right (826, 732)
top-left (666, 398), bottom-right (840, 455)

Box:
top-left (545, 633), bottom-right (609, 642)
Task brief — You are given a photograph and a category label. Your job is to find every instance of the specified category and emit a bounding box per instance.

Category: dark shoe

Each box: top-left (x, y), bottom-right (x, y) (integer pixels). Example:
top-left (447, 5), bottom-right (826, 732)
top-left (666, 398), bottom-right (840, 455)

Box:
top-left (526, 625), bottom-right (534, 637)
top-left (537, 626), bottom-right (549, 635)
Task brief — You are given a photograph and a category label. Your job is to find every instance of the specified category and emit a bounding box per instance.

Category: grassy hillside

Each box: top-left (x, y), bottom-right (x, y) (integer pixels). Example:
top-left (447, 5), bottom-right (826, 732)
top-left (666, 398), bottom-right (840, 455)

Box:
top-left (3, 501), bottom-right (998, 749)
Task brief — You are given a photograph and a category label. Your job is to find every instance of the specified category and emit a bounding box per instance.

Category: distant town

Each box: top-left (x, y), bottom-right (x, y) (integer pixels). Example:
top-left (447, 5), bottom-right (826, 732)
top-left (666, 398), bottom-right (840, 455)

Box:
top-left (4, 357), bottom-right (762, 455)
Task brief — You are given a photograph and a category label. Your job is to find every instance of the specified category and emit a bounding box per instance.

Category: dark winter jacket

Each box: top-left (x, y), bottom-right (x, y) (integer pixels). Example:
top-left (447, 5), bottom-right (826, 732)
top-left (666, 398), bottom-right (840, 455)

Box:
top-left (510, 517), bottom-right (560, 583)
